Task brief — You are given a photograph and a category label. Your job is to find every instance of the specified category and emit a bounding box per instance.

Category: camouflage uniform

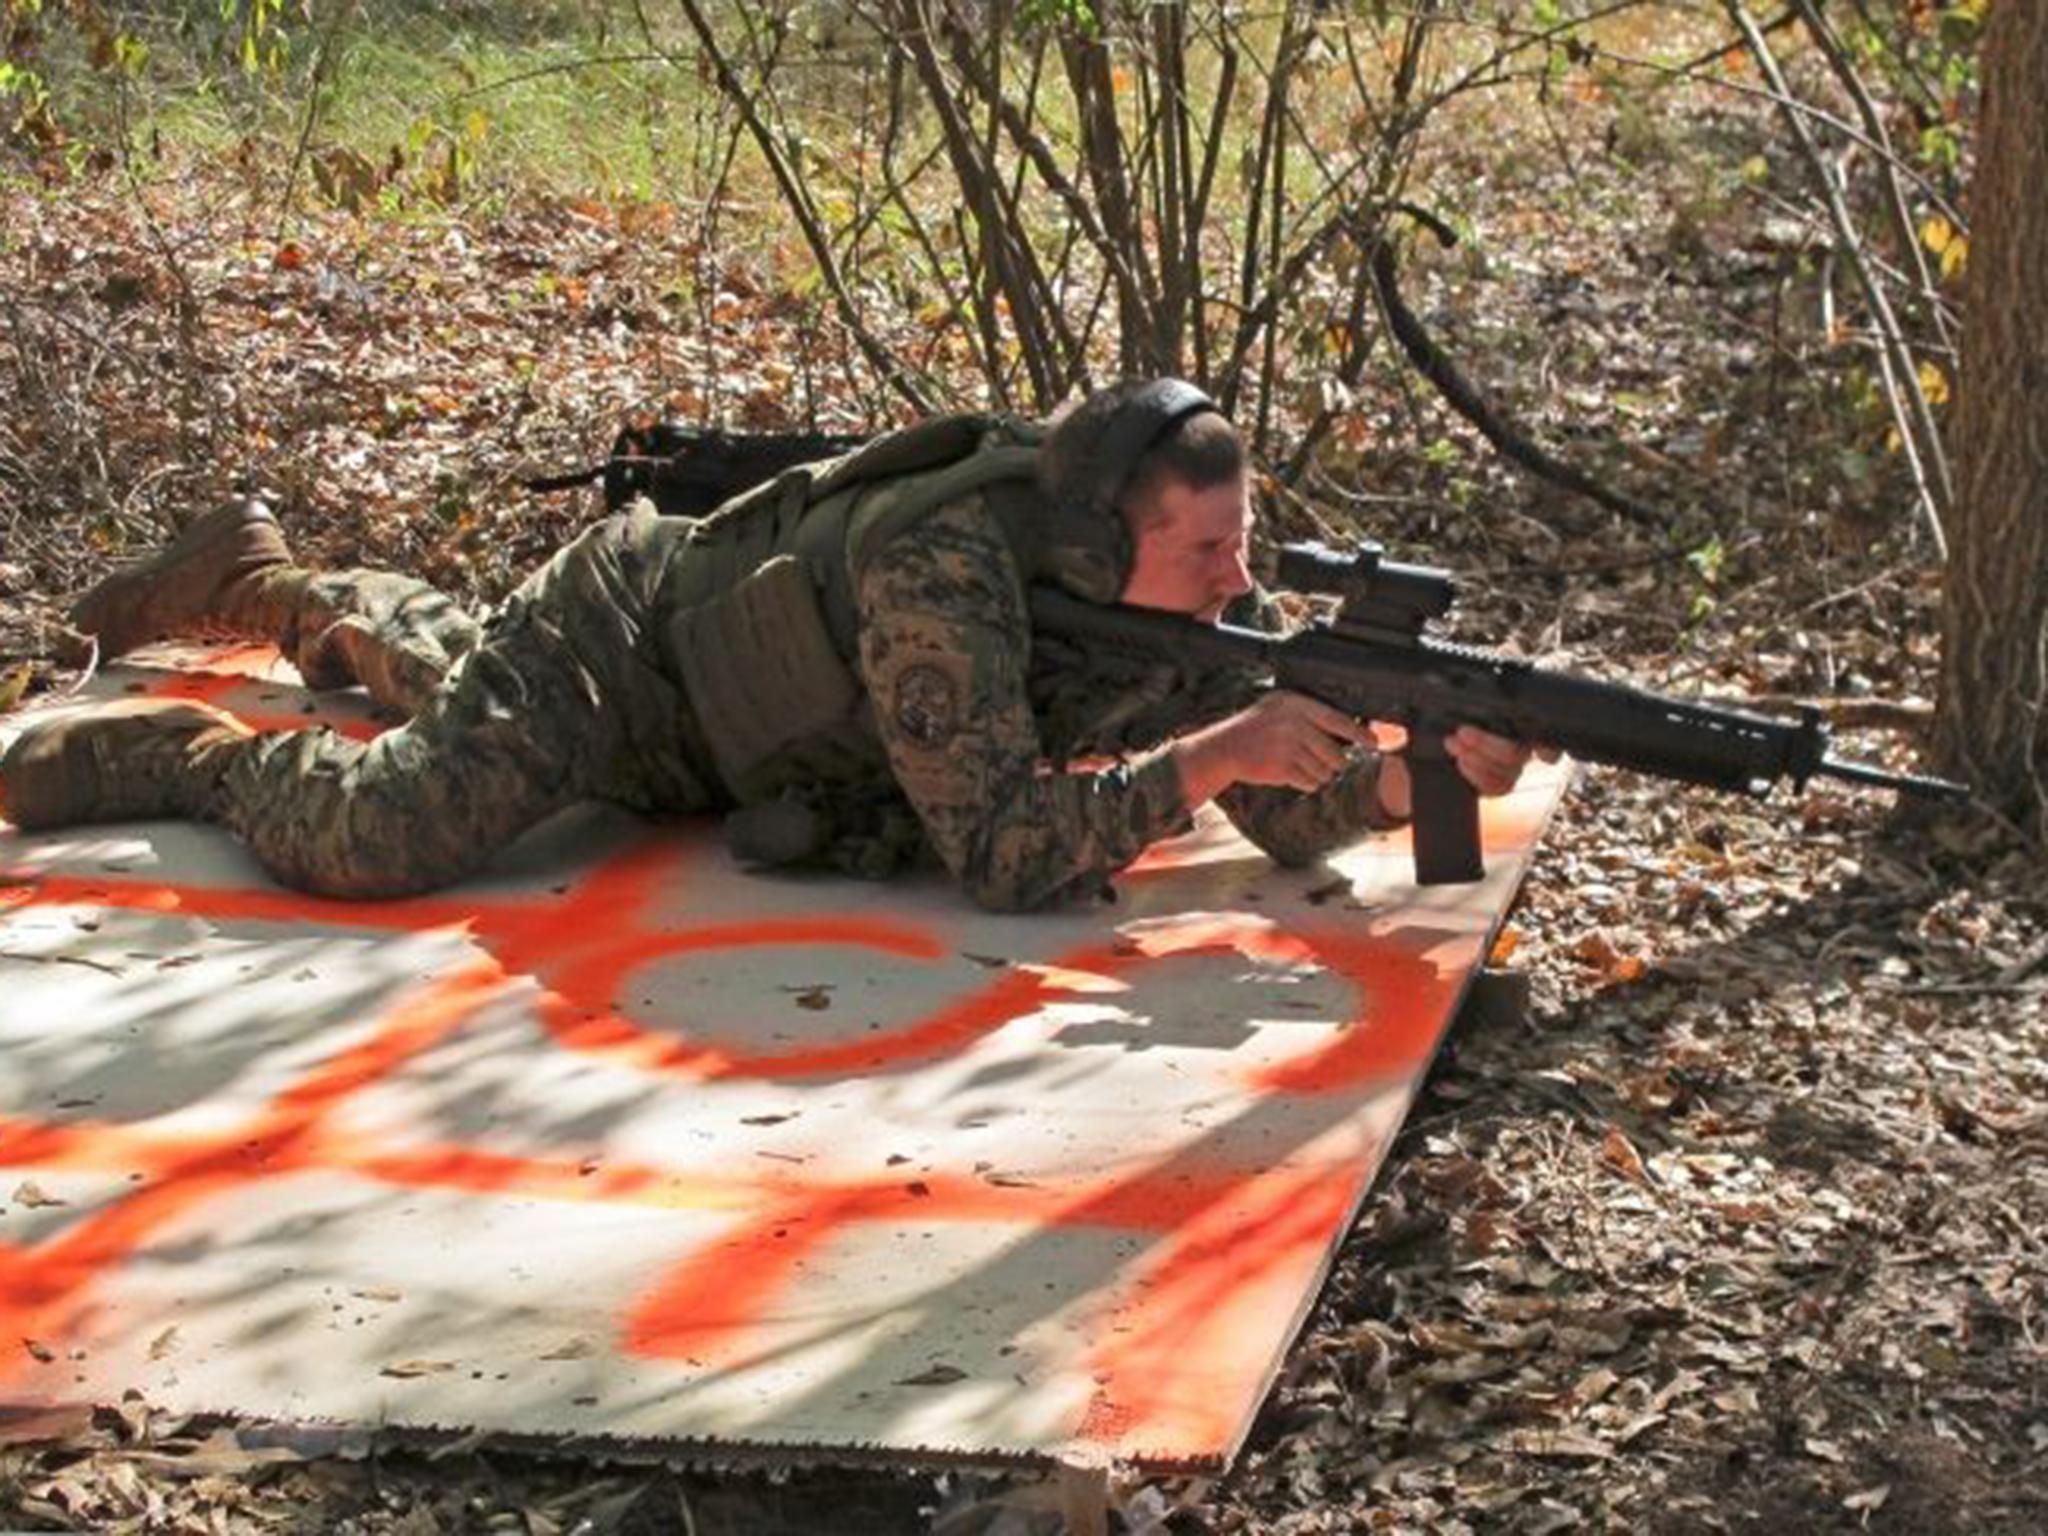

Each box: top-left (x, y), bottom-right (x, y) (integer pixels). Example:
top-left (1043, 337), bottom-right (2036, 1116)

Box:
top-left (195, 457), bottom-right (1400, 906)
top-left (220, 505), bottom-right (713, 896)
top-left (856, 497), bottom-right (1400, 908)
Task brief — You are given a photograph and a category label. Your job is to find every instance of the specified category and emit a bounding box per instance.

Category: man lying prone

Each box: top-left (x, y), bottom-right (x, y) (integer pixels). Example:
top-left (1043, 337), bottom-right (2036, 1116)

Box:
top-left (0, 380), bottom-right (1539, 908)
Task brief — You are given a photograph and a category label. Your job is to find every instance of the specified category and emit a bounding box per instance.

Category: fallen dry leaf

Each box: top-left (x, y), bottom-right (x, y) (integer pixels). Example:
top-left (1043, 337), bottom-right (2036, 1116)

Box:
top-left (1715, 1199), bottom-right (1775, 1225)
top-left (125, 1426), bottom-right (313, 1475)
top-left (1570, 930), bottom-right (1648, 984)
top-left (1599, 1126), bottom-right (1652, 1186)
top-left (894, 1363), bottom-right (968, 1386)
top-left (1568, 1367), bottom-right (1620, 1409)
top-left (1501, 1428), bottom-right (1614, 1460)
top-left (981, 1170), bottom-right (1041, 1188)
top-left (380, 1359), bottom-right (456, 1379)
top-left (1014, 962), bottom-right (1127, 993)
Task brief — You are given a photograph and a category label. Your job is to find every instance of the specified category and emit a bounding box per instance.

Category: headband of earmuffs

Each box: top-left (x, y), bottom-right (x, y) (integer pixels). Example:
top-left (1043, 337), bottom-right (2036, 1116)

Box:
top-left (1086, 378), bottom-right (1224, 514)
top-left (1030, 378), bottom-right (1225, 605)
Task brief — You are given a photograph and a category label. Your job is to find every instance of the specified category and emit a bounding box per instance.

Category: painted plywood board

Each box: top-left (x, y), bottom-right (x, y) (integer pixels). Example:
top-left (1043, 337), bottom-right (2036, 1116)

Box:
top-left (0, 644), bottom-right (1568, 1470)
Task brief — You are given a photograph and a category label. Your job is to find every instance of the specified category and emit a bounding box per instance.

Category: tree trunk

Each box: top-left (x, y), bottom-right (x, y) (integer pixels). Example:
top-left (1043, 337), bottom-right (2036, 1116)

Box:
top-left (1933, 3), bottom-right (2048, 840)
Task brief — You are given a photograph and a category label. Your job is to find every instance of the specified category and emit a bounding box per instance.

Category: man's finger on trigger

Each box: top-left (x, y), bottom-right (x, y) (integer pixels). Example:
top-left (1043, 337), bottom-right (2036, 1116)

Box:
top-left (1303, 697), bottom-right (1372, 743)
top-left (1299, 696), bottom-right (1368, 740)
top-left (1301, 739), bottom-right (1344, 781)
top-left (1304, 740), bottom-right (1344, 779)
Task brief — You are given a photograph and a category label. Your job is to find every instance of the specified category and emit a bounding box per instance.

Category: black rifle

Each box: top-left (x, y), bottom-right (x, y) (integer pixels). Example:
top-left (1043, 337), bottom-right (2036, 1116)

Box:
top-left (527, 420), bottom-right (869, 519)
top-left (1030, 542), bottom-right (1968, 886)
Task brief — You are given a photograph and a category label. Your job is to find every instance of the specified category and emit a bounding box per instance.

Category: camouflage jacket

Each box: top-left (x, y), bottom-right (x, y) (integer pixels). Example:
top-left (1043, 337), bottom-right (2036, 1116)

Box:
top-left (852, 493), bottom-right (1404, 910)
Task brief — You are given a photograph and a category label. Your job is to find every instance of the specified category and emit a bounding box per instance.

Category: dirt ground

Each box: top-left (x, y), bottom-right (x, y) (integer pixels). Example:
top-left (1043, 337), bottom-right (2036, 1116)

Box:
top-left (1, 53), bottom-right (2043, 1533)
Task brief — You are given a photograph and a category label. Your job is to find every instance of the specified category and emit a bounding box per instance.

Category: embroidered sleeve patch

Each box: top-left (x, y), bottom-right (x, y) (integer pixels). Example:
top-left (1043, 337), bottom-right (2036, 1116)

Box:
top-left (893, 663), bottom-right (962, 749)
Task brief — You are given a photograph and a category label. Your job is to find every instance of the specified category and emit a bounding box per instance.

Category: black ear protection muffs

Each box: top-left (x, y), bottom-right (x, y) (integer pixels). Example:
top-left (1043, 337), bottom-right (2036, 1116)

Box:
top-left (1030, 378), bottom-right (1227, 604)
top-left (1084, 378), bottom-right (1223, 514)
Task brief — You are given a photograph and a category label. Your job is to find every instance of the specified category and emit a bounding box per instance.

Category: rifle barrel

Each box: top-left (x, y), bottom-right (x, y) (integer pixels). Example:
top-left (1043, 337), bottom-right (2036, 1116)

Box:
top-left (1818, 756), bottom-right (1970, 800)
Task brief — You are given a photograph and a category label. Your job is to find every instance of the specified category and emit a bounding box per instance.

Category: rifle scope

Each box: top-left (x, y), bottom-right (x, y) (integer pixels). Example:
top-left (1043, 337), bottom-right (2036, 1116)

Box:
top-left (1275, 542), bottom-right (1457, 635)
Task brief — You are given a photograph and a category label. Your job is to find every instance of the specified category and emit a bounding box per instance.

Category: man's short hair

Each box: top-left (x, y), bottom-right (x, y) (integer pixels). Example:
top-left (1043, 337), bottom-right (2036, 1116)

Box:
top-left (1040, 379), bottom-right (1245, 531)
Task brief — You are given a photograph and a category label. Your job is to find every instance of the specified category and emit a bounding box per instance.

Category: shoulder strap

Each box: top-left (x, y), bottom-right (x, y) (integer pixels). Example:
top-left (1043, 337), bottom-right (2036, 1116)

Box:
top-left (810, 412), bottom-right (1010, 499)
top-left (844, 427), bottom-right (1044, 579)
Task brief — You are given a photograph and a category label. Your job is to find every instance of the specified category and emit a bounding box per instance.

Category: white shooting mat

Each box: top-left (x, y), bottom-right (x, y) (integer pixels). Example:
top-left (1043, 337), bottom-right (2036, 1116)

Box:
top-left (0, 645), bottom-right (1567, 1470)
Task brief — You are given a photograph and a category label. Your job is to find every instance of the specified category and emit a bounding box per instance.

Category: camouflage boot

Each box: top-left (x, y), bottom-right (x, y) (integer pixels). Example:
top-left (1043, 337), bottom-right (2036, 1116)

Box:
top-left (0, 700), bottom-right (253, 831)
top-left (68, 498), bottom-right (304, 658)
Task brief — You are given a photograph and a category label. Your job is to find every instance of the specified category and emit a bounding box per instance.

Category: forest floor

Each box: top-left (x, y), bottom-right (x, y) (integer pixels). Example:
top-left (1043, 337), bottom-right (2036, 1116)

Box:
top-left (1, 38), bottom-right (2044, 1536)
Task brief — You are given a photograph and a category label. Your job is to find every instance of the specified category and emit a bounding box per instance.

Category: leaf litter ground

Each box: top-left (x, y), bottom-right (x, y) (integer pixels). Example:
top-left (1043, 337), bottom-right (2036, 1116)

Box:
top-left (0, 68), bottom-right (2043, 1536)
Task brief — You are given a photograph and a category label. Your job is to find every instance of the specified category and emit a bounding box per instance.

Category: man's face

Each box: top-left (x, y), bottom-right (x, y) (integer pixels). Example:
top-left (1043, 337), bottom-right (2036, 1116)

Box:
top-left (1120, 471), bottom-right (1256, 622)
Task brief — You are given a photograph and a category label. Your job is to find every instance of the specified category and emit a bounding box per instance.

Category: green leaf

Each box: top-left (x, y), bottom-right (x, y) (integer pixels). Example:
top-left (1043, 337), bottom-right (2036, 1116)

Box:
top-left (1686, 535), bottom-right (1725, 586)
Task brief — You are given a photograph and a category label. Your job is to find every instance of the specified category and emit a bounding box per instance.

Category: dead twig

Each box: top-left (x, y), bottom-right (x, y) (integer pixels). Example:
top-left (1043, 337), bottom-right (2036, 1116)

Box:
top-left (1399, 4), bottom-right (1968, 232)
top-left (654, 0), bottom-right (932, 413)
top-left (1789, 0), bottom-right (1957, 352)
top-left (273, 0), bottom-right (361, 244)
top-left (1723, 0), bottom-right (1950, 557)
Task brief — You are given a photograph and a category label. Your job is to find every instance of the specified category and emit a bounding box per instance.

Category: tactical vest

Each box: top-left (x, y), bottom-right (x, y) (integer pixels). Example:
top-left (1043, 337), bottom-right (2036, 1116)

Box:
top-left (658, 412), bottom-right (1134, 805)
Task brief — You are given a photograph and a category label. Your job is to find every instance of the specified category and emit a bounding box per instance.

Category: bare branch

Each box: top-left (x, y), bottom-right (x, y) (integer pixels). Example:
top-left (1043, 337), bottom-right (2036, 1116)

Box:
top-left (1789, 0), bottom-right (1957, 352)
top-left (1724, 0), bottom-right (1950, 555)
top-left (658, 0), bottom-right (931, 412)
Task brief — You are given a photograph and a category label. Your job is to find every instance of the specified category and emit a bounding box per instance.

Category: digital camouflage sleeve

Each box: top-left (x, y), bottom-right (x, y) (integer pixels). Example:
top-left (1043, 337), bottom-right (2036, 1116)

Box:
top-left (856, 497), bottom-right (1407, 909)
top-left (855, 497), bottom-right (1195, 911)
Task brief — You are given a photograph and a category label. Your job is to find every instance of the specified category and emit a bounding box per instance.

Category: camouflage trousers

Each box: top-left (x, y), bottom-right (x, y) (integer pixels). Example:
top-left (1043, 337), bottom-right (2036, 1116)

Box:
top-left (220, 505), bottom-right (718, 897)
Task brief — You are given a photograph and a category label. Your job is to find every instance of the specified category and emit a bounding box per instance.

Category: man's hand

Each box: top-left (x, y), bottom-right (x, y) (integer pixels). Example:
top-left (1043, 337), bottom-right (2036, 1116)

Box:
top-left (1167, 696), bottom-right (1554, 819)
top-left (1170, 690), bottom-right (1377, 805)
top-left (1373, 726), bottom-right (1557, 821)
